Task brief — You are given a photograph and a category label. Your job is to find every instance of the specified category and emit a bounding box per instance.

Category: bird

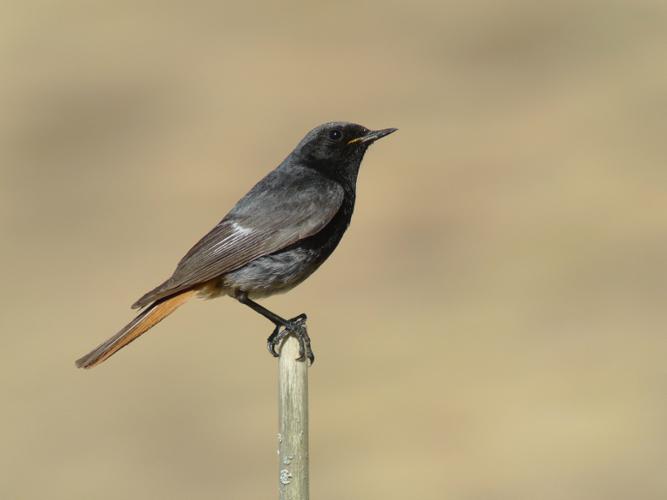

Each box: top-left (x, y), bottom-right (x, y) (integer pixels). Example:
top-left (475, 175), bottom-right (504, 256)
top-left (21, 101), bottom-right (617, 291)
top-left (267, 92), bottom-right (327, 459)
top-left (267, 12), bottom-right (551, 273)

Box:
top-left (75, 122), bottom-right (397, 369)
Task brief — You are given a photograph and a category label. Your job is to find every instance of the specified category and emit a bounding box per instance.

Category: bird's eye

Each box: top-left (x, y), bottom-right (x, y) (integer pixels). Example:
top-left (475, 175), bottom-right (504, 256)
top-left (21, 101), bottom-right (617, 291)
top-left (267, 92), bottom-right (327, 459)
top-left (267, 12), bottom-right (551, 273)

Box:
top-left (328, 129), bottom-right (343, 141)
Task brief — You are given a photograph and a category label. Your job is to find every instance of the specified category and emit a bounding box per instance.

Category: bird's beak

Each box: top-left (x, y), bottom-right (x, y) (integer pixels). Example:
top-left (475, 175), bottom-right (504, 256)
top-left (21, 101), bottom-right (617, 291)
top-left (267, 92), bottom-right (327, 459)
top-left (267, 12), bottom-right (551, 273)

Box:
top-left (347, 127), bottom-right (398, 145)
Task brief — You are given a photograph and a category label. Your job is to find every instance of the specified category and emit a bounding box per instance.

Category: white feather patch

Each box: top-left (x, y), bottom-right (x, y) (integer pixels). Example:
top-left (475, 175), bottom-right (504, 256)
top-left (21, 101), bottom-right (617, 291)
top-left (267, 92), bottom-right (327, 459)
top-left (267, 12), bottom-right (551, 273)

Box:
top-left (232, 222), bottom-right (253, 235)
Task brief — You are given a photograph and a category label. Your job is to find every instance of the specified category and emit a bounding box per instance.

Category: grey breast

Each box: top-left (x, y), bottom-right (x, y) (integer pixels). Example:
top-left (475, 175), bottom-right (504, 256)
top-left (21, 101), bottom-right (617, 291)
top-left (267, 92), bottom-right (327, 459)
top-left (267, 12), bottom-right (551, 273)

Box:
top-left (222, 246), bottom-right (323, 299)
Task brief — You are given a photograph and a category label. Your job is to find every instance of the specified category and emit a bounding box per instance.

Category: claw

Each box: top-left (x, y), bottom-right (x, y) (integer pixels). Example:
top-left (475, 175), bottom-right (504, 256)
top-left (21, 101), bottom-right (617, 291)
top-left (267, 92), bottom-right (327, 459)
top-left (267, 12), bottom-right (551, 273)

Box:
top-left (265, 314), bottom-right (314, 365)
top-left (266, 325), bottom-right (289, 358)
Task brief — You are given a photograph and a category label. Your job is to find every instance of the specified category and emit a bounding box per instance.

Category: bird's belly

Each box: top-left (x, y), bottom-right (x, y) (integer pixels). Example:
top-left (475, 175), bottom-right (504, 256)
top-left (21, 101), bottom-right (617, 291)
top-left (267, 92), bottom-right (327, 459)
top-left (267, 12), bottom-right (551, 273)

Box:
top-left (220, 247), bottom-right (323, 299)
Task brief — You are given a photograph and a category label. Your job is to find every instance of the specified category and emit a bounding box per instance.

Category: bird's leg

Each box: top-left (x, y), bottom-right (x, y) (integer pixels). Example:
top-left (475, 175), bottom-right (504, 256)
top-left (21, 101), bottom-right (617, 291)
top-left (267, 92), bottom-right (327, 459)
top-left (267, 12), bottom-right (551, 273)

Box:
top-left (235, 292), bottom-right (314, 364)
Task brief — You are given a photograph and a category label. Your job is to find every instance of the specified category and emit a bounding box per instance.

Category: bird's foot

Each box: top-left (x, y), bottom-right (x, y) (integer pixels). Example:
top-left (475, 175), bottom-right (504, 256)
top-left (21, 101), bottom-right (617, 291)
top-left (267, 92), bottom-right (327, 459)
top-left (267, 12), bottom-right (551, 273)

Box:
top-left (266, 313), bottom-right (314, 365)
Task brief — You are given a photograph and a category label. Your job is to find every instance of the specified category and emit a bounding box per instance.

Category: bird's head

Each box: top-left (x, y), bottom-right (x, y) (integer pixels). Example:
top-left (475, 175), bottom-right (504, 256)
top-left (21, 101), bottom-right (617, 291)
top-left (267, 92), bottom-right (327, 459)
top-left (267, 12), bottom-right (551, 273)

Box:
top-left (293, 122), bottom-right (397, 179)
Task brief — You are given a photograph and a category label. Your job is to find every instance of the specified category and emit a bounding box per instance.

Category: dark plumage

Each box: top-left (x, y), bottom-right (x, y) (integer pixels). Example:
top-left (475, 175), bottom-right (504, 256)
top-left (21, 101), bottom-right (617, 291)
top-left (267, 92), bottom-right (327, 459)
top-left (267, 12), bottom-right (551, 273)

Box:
top-left (76, 121), bottom-right (396, 368)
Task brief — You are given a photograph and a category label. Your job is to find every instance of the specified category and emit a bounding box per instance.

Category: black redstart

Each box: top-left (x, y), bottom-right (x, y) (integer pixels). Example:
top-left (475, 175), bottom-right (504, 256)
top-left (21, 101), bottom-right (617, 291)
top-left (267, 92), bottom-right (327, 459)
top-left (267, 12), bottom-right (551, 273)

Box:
top-left (76, 122), bottom-right (396, 368)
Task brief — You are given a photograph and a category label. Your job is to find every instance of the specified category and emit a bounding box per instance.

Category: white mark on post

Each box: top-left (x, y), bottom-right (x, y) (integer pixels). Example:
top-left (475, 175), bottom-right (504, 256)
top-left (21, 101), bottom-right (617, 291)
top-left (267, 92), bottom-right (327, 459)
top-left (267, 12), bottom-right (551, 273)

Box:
top-left (280, 468), bottom-right (293, 485)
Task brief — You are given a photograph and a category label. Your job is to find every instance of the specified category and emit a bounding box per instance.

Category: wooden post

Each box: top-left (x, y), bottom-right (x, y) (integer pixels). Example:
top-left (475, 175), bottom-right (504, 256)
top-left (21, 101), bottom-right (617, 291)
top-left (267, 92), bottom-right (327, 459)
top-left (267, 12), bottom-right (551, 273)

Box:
top-left (277, 334), bottom-right (309, 500)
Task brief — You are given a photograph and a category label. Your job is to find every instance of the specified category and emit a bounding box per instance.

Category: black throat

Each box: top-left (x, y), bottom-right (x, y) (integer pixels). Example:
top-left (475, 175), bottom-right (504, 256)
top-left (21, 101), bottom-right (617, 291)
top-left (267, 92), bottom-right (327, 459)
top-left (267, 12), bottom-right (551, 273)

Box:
top-left (287, 157), bottom-right (360, 261)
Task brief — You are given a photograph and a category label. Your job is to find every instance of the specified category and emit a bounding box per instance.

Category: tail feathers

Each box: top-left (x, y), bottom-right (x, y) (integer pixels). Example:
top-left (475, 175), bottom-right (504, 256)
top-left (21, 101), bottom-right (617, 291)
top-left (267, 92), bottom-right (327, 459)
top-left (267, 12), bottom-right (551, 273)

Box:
top-left (76, 289), bottom-right (196, 369)
top-left (131, 277), bottom-right (175, 310)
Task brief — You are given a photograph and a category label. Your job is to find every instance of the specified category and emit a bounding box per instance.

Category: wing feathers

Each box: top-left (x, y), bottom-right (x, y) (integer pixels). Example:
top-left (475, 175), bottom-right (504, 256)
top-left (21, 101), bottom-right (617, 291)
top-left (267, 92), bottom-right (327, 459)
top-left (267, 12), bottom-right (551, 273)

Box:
top-left (132, 167), bottom-right (344, 309)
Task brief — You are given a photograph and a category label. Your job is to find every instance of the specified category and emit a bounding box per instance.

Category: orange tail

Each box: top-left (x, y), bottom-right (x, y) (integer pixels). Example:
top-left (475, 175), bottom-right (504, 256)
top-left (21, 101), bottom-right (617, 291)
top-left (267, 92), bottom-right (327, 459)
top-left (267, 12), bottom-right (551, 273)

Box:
top-left (75, 290), bottom-right (196, 369)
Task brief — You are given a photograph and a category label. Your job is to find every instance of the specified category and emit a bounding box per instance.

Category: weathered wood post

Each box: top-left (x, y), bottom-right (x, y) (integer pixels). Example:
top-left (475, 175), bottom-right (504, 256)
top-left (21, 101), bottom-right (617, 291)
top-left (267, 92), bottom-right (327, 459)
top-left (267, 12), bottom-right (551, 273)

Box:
top-left (277, 334), bottom-right (309, 500)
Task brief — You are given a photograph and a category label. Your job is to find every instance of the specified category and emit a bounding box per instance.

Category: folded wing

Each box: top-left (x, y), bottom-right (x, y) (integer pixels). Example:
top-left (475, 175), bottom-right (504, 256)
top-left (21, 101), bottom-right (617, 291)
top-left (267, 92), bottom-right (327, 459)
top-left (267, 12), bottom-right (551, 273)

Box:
top-left (132, 166), bottom-right (344, 308)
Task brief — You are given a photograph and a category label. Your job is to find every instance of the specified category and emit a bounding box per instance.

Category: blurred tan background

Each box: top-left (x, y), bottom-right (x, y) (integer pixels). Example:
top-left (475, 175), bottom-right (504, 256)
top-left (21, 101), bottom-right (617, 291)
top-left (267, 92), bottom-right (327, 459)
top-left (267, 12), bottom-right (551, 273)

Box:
top-left (2, 1), bottom-right (667, 499)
